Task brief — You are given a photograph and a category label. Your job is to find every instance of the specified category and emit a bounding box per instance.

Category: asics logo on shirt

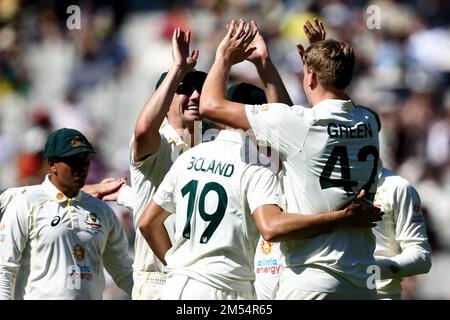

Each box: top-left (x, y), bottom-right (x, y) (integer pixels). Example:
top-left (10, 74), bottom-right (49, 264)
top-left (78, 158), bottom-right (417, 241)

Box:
top-left (51, 216), bottom-right (61, 226)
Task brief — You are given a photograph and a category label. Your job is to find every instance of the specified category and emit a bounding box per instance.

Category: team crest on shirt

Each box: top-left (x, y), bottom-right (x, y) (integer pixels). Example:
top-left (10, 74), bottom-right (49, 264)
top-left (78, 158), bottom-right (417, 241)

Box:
top-left (84, 212), bottom-right (103, 233)
top-left (260, 104), bottom-right (270, 112)
top-left (259, 239), bottom-right (273, 255)
top-left (250, 104), bottom-right (270, 115)
top-left (72, 244), bottom-right (86, 261)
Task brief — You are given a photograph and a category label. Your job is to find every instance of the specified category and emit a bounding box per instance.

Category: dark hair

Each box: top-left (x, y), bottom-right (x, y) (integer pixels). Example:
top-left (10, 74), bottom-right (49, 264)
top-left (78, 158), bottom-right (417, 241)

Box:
top-left (227, 83), bottom-right (267, 104)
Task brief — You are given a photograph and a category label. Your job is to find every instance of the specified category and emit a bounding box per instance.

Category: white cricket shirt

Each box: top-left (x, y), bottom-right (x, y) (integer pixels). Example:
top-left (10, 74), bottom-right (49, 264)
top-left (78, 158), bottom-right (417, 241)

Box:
top-left (0, 187), bottom-right (29, 300)
top-left (153, 130), bottom-right (281, 292)
top-left (0, 176), bottom-right (133, 300)
top-left (245, 100), bottom-right (382, 291)
top-left (373, 168), bottom-right (432, 297)
top-left (129, 122), bottom-right (188, 273)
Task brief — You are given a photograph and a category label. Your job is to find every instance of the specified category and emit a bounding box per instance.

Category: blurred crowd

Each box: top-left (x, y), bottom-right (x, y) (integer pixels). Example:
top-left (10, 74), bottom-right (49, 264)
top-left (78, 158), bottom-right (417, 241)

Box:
top-left (1, 0), bottom-right (450, 299)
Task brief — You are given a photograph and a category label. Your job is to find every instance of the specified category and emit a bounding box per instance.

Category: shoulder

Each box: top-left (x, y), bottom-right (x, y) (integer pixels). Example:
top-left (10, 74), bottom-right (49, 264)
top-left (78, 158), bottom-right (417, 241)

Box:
top-left (354, 104), bottom-right (381, 131)
top-left (246, 103), bottom-right (301, 117)
top-left (12, 185), bottom-right (45, 203)
top-left (80, 191), bottom-right (115, 214)
top-left (382, 168), bottom-right (414, 193)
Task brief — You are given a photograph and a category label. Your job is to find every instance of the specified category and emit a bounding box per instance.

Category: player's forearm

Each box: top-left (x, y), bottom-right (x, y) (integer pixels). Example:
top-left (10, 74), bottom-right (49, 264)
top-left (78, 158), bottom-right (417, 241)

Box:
top-left (134, 64), bottom-right (187, 160)
top-left (138, 203), bottom-right (172, 265)
top-left (254, 59), bottom-right (292, 105)
top-left (142, 224), bottom-right (171, 265)
top-left (254, 205), bottom-right (345, 242)
top-left (200, 59), bottom-right (251, 129)
top-left (199, 58), bottom-right (229, 121)
top-left (267, 211), bottom-right (345, 242)
top-left (376, 245), bottom-right (432, 279)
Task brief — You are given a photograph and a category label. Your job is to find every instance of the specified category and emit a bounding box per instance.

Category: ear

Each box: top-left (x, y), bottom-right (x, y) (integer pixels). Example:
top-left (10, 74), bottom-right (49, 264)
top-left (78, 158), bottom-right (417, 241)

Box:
top-left (306, 68), bottom-right (318, 89)
top-left (48, 160), bottom-right (57, 174)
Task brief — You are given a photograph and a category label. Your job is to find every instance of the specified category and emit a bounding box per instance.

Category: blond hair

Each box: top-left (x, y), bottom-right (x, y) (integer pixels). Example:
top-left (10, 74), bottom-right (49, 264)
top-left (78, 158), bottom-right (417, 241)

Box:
top-left (303, 39), bottom-right (355, 90)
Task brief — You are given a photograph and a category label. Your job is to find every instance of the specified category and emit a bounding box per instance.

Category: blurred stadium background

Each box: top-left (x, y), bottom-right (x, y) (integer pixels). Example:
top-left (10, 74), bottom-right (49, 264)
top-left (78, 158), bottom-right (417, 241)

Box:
top-left (0, 0), bottom-right (449, 299)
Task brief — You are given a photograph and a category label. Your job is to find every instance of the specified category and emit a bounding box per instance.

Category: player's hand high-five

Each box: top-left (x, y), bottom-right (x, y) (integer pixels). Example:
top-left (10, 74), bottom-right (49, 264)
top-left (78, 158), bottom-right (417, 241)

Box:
top-left (215, 19), bottom-right (257, 65)
top-left (297, 18), bottom-right (327, 61)
top-left (172, 27), bottom-right (199, 71)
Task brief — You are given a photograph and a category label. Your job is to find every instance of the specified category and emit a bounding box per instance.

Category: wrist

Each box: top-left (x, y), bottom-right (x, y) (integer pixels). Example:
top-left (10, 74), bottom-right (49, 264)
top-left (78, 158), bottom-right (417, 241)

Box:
top-left (169, 63), bottom-right (190, 79)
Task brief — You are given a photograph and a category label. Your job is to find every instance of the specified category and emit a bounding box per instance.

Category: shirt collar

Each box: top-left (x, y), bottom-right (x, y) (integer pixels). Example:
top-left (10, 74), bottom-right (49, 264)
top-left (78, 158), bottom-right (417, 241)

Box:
top-left (42, 175), bottom-right (82, 203)
top-left (215, 129), bottom-right (249, 144)
top-left (314, 99), bottom-right (354, 112)
top-left (159, 121), bottom-right (189, 148)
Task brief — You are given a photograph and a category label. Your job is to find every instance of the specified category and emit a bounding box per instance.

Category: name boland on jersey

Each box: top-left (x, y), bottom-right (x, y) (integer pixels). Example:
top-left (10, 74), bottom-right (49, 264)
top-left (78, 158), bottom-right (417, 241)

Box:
top-left (153, 130), bottom-right (281, 292)
top-left (0, 176), bottom-right (133, 300)
top-left (245, 99), bottom-right (382, 290)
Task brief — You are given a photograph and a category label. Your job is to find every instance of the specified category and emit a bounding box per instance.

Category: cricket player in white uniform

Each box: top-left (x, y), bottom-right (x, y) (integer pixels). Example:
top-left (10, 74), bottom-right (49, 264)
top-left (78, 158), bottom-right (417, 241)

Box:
top-left (200, 20), bottom-right (382, 299)
top-left (126, 27), bottom-right (209, 300)
top-left (0, 178), bottom-right (126, 299)
top-left (0, 128), bottom-right (133, 300)
top-left (139, 83), bottom-right (383, 300)
top-left (372, 168), bottom-right (432, 299)
top-left (253, 167), bottom-right (432, 300)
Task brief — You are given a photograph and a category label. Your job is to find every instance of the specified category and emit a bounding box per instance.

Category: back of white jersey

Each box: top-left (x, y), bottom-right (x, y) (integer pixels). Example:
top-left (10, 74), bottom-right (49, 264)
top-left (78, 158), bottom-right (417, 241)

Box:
top-left (246, 100), bottom-right (381, 290)
top-left (153, 130), bottom-right (280, 292)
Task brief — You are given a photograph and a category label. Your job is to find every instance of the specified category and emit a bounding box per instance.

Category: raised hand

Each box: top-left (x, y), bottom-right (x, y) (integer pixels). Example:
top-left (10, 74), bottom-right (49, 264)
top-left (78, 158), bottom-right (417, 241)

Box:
top-left (245, 21), bottom-right (270, 66)
top-left (304, 18), bottom-right (326, 45)
top-left (172, 27), bottom-right (199, 70)
top-left (297, 18), bottom-right (326, 62)
top-left (216, 19), bottom-right (257, 66)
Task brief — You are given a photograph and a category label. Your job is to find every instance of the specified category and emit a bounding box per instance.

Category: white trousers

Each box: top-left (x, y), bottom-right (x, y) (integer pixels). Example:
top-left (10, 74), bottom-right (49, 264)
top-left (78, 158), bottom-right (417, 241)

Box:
top-left (161, 274), bottom-right (255, 300)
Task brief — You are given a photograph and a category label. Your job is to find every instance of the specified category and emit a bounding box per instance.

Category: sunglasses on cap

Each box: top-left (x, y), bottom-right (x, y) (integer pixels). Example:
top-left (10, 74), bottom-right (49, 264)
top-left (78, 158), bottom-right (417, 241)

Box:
top-left (176, 71), bottom-right (207, 95)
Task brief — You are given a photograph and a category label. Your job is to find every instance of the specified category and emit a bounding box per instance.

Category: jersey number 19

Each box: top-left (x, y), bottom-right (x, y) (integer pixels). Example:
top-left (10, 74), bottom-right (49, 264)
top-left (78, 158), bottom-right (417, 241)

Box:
top-left (181, 180), bottom-right (228, 244)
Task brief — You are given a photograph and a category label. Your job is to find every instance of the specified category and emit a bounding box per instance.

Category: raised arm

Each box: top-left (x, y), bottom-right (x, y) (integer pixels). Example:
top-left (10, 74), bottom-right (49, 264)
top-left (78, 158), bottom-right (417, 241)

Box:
top-left (133, 28), bottom-right (199, 161)
top-left (245, 21), bottom-right (292, 105)
top-left (200, 20), bottom-right (257, 130)
top-left (254, 190), bottom-right (383, 242)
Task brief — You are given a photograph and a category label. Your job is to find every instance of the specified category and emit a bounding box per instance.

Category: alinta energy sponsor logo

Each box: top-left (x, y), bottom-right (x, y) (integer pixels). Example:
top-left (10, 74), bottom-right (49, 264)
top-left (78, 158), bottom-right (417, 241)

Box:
top-left (255, 257), bottom-right (280, 275)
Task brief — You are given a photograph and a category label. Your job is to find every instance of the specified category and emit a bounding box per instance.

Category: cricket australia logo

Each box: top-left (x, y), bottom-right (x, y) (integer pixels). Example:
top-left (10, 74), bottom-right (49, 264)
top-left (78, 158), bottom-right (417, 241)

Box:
top-left (260, 239), bottom-right (272, 255)
top-left (72, 244), bottom-right (86, 261)
top-left (84, 212), bottom-right (103, 233)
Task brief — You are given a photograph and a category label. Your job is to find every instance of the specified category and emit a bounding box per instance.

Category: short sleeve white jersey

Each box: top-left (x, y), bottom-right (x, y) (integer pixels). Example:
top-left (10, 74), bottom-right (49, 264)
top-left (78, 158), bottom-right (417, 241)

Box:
top-left (129, 122), bottom-right (188, 273)
top-left (373, 168), bottom-right (432, 297)
top-left (153, 130), bottom-right (282, 292)
top-left (245, 99), bottom-right (382, 291)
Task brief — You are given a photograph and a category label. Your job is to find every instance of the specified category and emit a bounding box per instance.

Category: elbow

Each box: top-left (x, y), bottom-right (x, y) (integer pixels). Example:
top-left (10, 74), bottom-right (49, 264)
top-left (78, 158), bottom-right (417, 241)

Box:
top-left (260, 225), bottom-right (282, 243)
top-left (199, 98), bottom-right (220, 119)
top-left (134, 122), bottom-right (150, 141)
top-left (137, 213), bottom-right (152, 236)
